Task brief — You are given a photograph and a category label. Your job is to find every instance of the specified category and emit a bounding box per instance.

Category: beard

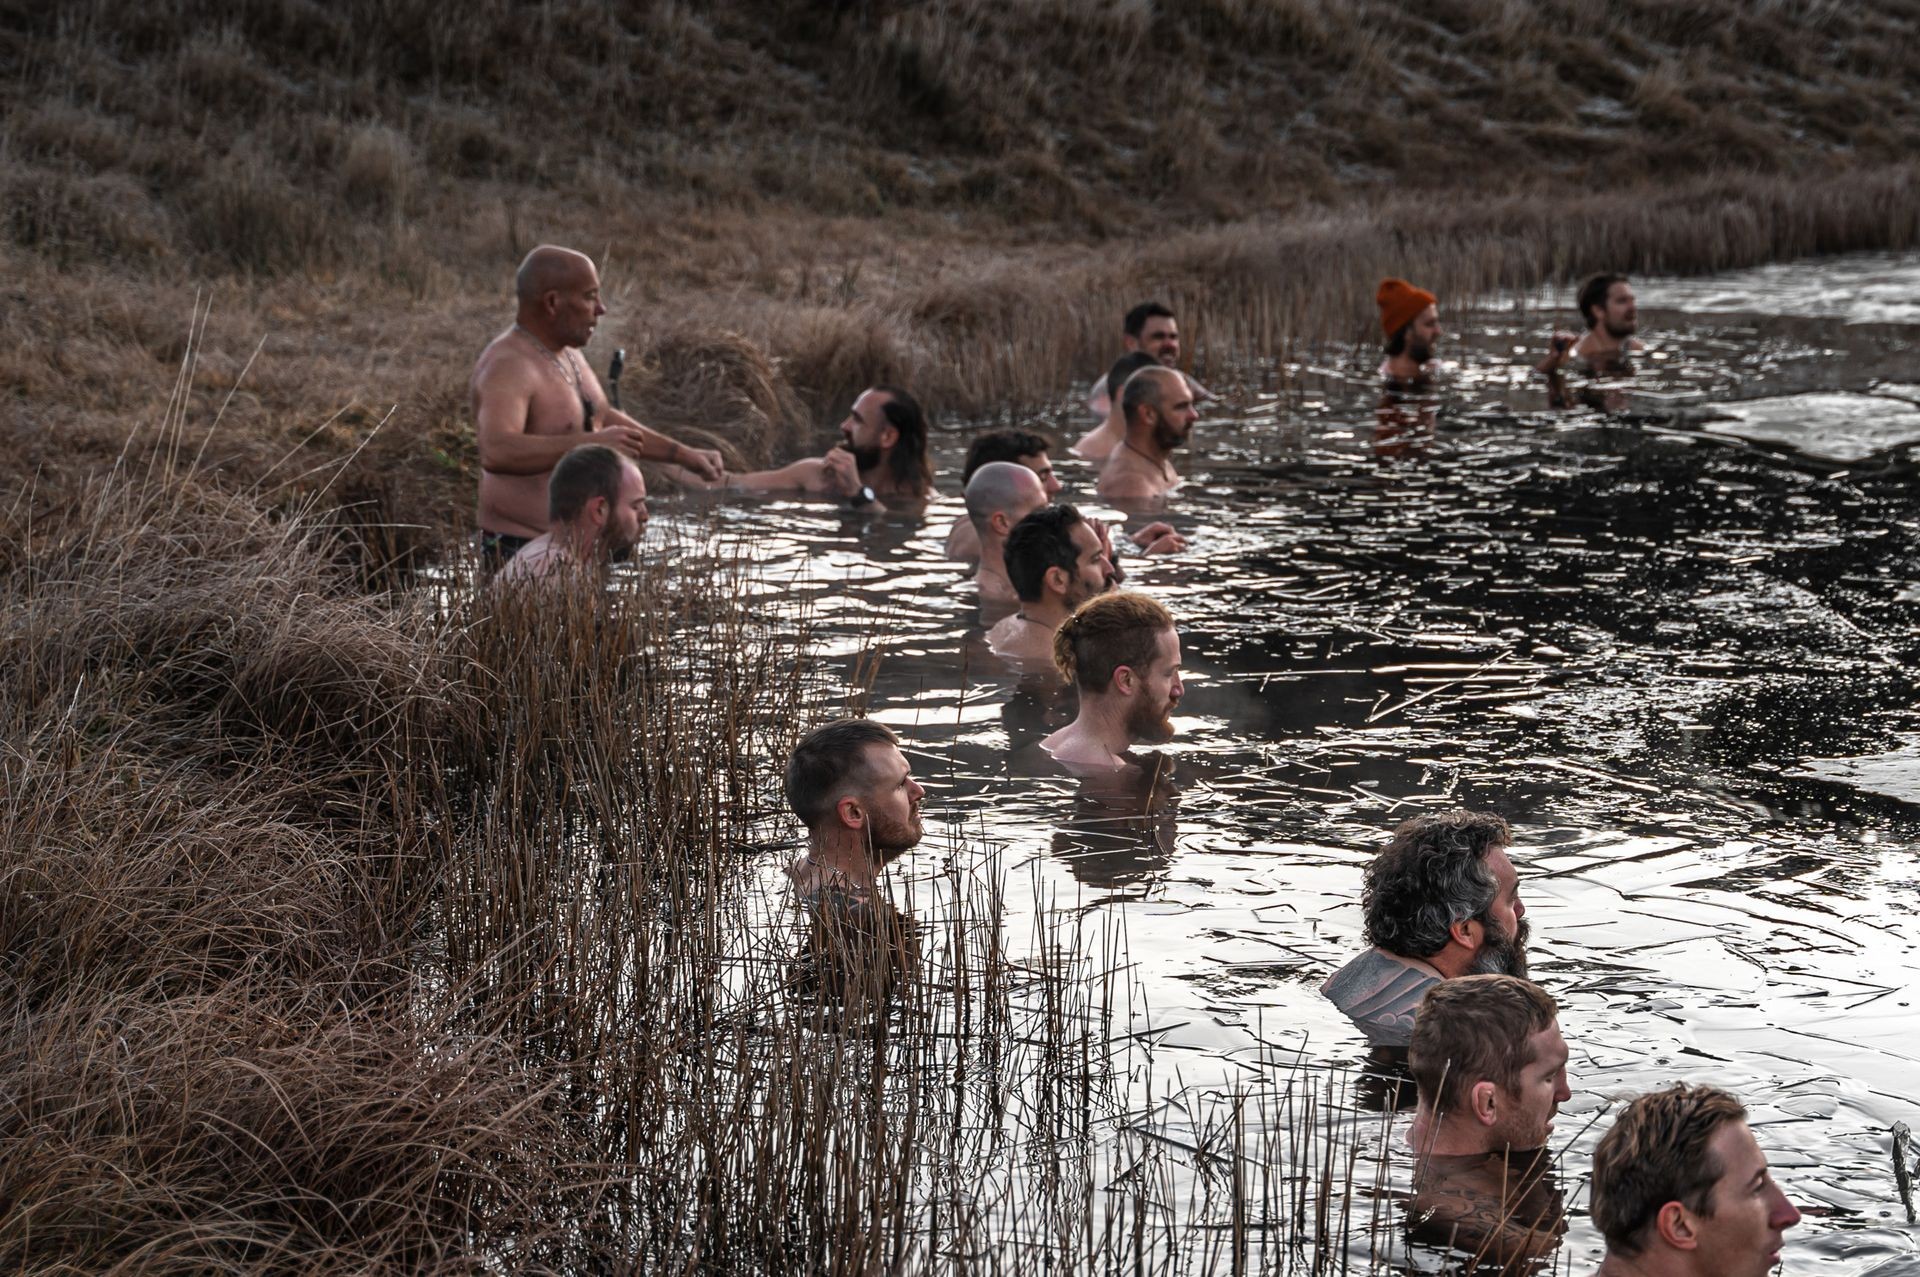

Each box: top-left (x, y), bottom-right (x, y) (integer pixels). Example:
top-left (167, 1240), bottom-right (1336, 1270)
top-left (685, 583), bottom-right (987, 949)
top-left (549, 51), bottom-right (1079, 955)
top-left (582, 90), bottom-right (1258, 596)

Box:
top-left (600, 521), bottom-right (640, 563)
top-left (867, 806), bottom-right (923, 861)
top-left (1126, 693), bottom-right (1178, 745)
top-left (1604, 318), bottom-right (1636, 339)
top-left (1470, 914), bottom-right (1531, 979)
top-left (1408, 337), bottom-right (1434, 365)
top-left (1152, 419), bottom-right (1189, 453)
top-left (843, 441), bottom-right (884, 472)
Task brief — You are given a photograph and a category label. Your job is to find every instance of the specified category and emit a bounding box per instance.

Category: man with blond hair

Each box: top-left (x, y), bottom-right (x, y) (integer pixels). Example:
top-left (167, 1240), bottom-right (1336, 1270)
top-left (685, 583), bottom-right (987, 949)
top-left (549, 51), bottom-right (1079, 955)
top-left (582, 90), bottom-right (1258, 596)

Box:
top-left (1042, 591), bottom-right (1183, 771)
top-left (1591, 1085), bottom-right (1802, 1277)
top-left (472, 245), bottom-right (723, 565)
top-left (1322, 810), bottom-right (1529, 1046)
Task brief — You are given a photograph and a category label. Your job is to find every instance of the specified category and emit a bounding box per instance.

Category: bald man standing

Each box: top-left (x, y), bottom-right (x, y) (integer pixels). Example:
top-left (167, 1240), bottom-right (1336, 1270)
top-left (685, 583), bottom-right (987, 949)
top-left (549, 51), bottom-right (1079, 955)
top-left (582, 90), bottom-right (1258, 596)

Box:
top-left (471, 245), bottom-right (725, 565)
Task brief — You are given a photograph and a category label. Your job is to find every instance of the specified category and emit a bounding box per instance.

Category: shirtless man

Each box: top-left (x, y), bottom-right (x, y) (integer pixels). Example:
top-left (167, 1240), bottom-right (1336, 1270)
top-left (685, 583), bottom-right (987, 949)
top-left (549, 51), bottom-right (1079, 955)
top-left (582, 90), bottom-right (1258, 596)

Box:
top-left (1074, 350), bottom-right (1160, 461)
top-left (945, 428), bottom-right (1062, 563)
top-left (964, 462), bottom-right (1049, 609)
top-left (784, 717), bottom-right (926, 908)
top-left (1085, 302), bottom-right (1184, 418)
top-left (986, 504), bottom-right (1115, 664)
top-left (723, 385), bottom-right (933, 510)
top-left (1538, 272), bottom-right (1642, 377)
top-left (1591, 1086), bottom-right (1801, 1277)
top-left (1096, 366), bottom-right (1196, 503)
top-left (1042, 592), bottom-right (1183, 772)
top-left (1322, 810), bottom-right (1529, 1047)
top-left (472, 245), bottom-right (722, 564)
top-left (1378, 278), bottom-right (1444, 388)
top-left (492, 444), bottom-right (648, 588)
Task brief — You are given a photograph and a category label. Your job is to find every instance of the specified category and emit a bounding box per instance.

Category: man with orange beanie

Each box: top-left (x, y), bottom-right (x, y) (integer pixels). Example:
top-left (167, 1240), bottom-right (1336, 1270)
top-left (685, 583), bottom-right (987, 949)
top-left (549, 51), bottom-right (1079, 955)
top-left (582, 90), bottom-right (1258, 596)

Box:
top-left (1377, 278), bottom-right (1443, 387)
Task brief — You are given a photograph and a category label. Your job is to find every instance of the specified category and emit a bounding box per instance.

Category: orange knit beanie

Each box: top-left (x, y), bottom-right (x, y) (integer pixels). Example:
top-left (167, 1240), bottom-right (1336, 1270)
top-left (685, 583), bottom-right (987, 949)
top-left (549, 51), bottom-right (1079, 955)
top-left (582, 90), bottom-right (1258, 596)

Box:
top-left (1377, 278), bottom-right (1437, 336)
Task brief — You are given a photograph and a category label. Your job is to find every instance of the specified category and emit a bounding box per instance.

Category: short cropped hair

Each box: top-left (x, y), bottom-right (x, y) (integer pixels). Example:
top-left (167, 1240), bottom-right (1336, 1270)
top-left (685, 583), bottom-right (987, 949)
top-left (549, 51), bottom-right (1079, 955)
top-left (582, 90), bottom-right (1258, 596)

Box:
top-left (1119, 365), bottom-right (1177, 426)
top-left (1124, 301), bottom-right (1175, 339)
top-left (785, 719), bottom-right (901, 830)
top-left (1578, 273), bottom-right (1630, 330)
top-left (549, 444), bottom-right (631, 524)
top-left (1591, 1085), bottom-right (1748, 1256)
top-left (871, 385), bottom-right (933, 496)
top-left (962, 429), bottom-right (1054, 486)
top-left (1053, 591), bottom-right (1173, 692)
top-left (1362, 810), bottom-right (1512, 959)
top-left (1005, 503), bottom-right (1084, 603)
top-left (1409, 975), bottom-right (1558, 1116)
top-left (1106, 351), bottom-right (1158, 404)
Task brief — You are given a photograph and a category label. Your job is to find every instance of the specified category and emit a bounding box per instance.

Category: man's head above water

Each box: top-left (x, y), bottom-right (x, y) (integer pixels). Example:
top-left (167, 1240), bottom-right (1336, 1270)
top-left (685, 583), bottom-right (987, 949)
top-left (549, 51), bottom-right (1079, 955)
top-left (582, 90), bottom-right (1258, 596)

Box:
top-left (1052, 591), bottom-right (1182, 746)
top-left (785, 719), bottom-right (926, 866)
top-left (1123, 301), bottom-right (1181, 368)
top-left (965, 461), bottom-right (1049, 545)
top-left (1378, 277), bottom-right (1443, 367)
top-left (1005, 503), bottom-right (1114, 610)
top-left (1409, 974), bottom-right (1570, 1157)
top-left (548, 444), bottom-right (649, 563)
top-left (1592, 1085), bottom-right (1801, 1277)
top-left (1579, 272), bottom-right (1638, 339)
top-left (1363, 809), bottom-right (1528, 980)
top-left (961, 428), bottom-right (1062, 496)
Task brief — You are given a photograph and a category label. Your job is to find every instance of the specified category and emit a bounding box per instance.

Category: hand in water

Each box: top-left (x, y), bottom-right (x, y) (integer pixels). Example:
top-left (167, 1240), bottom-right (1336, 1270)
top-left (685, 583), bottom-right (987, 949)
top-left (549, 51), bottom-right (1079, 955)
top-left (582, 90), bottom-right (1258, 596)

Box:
top-left (823, 446), bottom-right (864, 497)
top-left (1140, 530), bottom-right (1188, 555)
top-left (1130, 521), bottom-right (1179, 550)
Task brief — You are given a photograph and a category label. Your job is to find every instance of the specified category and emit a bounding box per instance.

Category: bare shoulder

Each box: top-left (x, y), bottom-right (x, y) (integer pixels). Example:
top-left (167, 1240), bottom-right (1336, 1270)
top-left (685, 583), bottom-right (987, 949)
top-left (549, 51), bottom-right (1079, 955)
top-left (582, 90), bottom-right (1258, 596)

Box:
top-left (473, 331), bottom-right (538, 392)
top-left (1099, 469), bottom-right (1154, 500)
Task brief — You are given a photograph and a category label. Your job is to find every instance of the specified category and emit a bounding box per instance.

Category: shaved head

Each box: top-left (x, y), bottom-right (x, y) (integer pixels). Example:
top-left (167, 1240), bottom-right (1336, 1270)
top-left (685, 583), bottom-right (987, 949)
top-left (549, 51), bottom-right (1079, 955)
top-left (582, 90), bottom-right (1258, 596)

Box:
top-left (1120, 365), bottom-right (1182, 425)
top-left (965, 461), bottom-right (1047, 534)
top-left (516, 245), bottom-right (595, 305)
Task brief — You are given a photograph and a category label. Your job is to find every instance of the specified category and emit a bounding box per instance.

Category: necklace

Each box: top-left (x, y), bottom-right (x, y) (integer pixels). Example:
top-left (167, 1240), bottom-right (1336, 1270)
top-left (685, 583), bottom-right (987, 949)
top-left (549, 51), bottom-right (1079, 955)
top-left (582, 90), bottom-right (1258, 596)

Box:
top-left (513, 324), bottom-right (580, 392)
top-left (1121, 439), bottom-right (1172, 480)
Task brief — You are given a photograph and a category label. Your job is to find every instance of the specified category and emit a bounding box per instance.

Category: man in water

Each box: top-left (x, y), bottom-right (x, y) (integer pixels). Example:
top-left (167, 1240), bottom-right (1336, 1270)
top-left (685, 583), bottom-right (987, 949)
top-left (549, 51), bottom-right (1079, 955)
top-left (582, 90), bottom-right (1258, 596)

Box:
top-left (965, 462), bottom-right (1050, 609)
top-left (1378, 277), bottom-right (1444, 388)
top-left (1404, 975), bottom-right (1572, 1270)
top-left (472, 245), bottom-right (723, 566)
top-left (987, 504), bottom-right (1116, 664)
top-left (945, 428), bottom-right (1062, 562)
top-left (1322, 810), bottom-right (1529, 1046)
top-left (1590, 1085), bottom-right (1801, 1277)
top-left (492, 444), bottom-right (649, 587)
top-left (1042, 591), bottom-right (1183, 771)
top-left (721, 385), bottom-right (933, 509)
top-left (783, 718), bottom-right (927, 908)
top-left (1085, 301), bottom-right (1184, 419)
top-left (1538, 272), bottom-right (1642, 378)
top-left (1096, 367), bottom-right (1198, 502)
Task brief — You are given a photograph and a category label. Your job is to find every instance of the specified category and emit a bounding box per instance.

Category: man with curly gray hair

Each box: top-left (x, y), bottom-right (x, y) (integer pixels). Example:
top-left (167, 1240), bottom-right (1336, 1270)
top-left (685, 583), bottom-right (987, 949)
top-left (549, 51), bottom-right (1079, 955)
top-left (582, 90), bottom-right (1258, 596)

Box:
top-left (1322, 810), bottom-right (1530, 1047)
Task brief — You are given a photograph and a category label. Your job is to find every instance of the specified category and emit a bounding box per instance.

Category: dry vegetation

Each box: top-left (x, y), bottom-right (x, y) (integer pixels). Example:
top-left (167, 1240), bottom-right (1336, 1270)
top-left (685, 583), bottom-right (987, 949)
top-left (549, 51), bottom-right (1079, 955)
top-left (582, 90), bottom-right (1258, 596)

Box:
top-left (1, 1), bottom-right (1915, 1267)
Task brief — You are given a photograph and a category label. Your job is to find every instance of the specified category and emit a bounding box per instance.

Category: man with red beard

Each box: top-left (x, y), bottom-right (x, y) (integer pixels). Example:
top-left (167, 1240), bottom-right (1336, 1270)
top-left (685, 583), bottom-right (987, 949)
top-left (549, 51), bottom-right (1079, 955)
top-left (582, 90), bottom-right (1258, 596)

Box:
top-left (1403, 976), bottom-right (1573, 1270)
top-left (1042, 592), bottom-right (1183, 772)
top-left (1539, 272), bottom-right (1643, 378)
top-left (1322, 811), bottom-right (1531, 1047)
top-left (783, 719), bottom-right (927, 909)
top-left (492, 444), bottom-right (650, 587)
top-left (1590, 1086), bottom-right (1801, 1277)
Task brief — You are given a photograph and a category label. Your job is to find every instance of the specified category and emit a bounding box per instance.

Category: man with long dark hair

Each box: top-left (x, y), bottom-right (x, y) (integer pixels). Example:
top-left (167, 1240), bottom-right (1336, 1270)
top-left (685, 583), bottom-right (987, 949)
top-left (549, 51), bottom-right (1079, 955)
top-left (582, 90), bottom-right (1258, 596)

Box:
top-left (724, 385), bottom-right (933, 509)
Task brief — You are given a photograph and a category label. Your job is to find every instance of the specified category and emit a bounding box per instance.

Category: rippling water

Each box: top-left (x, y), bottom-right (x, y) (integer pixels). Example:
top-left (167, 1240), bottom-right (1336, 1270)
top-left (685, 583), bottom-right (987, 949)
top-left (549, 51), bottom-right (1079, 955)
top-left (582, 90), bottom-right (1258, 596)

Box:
top-left (681, 253), bottom-right (1920, 1273)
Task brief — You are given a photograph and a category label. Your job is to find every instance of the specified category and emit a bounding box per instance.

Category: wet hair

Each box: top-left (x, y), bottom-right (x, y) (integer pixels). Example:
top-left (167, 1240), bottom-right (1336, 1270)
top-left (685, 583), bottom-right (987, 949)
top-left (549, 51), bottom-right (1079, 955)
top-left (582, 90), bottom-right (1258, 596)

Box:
top-left (1409, 975), bottom-right (1558, 1117)
top-left (1124, 301), bottom-right (1175, 339)
top-left (1591, 1085), bottom-right (1748, 1256)
top-left (871, 385), bottom-right (933, 496)
top-left (1361, 810), bottom-right (1512, 959)
top-left (548, 444), bottom-right (631, 524)
top-left (1119, 365), bottom-right (1177, 426)
top-left (1384, 322), bottom-right (1411, 357)
top-left (1106, 351), bottom-right (1159, 406)
top-left (1578, 273), bottom-right (1630, 330)
top-left (1053, 591), bottom-right (1174, 692)
top-left (785, 719), bottom-right (901, 830)
top-left (1004, 503), bottom-right (1085, 603)
top-left (961, 429), bottom-right (1054, 486)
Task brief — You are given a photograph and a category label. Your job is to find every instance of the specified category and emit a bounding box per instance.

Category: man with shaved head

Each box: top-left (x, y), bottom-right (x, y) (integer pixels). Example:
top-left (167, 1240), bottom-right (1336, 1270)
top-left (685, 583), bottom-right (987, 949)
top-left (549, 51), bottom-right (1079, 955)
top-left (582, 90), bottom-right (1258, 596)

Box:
top-left (965, 461), bottom-right (1048, 608)
top-left (1096, 365), bottom-right (1197, 502)
top-left (471, 245), bottom-right (724, 566)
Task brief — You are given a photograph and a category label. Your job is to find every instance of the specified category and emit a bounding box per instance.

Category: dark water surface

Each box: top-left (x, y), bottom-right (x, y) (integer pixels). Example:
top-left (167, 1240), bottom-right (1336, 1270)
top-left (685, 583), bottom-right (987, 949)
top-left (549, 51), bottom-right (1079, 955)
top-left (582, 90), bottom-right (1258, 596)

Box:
top-left (703, 254), bottom-right (1920, 1273)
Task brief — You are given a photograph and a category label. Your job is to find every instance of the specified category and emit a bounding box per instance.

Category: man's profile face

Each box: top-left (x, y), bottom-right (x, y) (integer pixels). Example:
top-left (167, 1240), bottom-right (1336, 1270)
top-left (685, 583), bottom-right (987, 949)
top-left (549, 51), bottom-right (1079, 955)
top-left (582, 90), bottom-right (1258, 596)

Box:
top-left (1019, 451), bottom-right (1064, 498)
top-left (1408, 304), bottom-right (1443, 364)
top-left (550, 261), bottom-right (607, 349)
top-left (840, 389), bottom-right (894, 471)
top-left (1599, 282), bottom-right (1638, 338)
top-left (1060, 520), bottom-right (1114, 608)
top-left (1139, 316), bottom-right (1181, 367)
top-left (857, 742), bottom-right (926, 858)
top-left (1692, 1120), bottom-right (1801, 1277)
top-left (1150, 379), bottom-right (1199, 452)
top-left (601, 463), bottom-right (649, 562)
top-left (1469, 846), bottom-right (1530, 978)
top-left (1490, 1019), bottom-right (1571, 1151)
top-left (1124, 627), bottom-right (1184, 745)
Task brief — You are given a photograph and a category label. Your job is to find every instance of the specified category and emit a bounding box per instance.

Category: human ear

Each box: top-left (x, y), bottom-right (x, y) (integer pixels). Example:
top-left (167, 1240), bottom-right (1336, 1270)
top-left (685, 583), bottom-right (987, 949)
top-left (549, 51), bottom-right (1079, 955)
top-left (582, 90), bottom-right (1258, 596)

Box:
top-left (1449, 916), bottom-right (1482, 950)
top-left (1468, 1079), bottom-right (1499, 1127)
top-left (835, 794), bottom-right (866, 831)
top-left (1112, 664), bottom-right (1137, 695)
top-left (1654, 1201), bottom-right (1699, 1251)
top-left (1043, 565), bottom-right (1068, 596)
